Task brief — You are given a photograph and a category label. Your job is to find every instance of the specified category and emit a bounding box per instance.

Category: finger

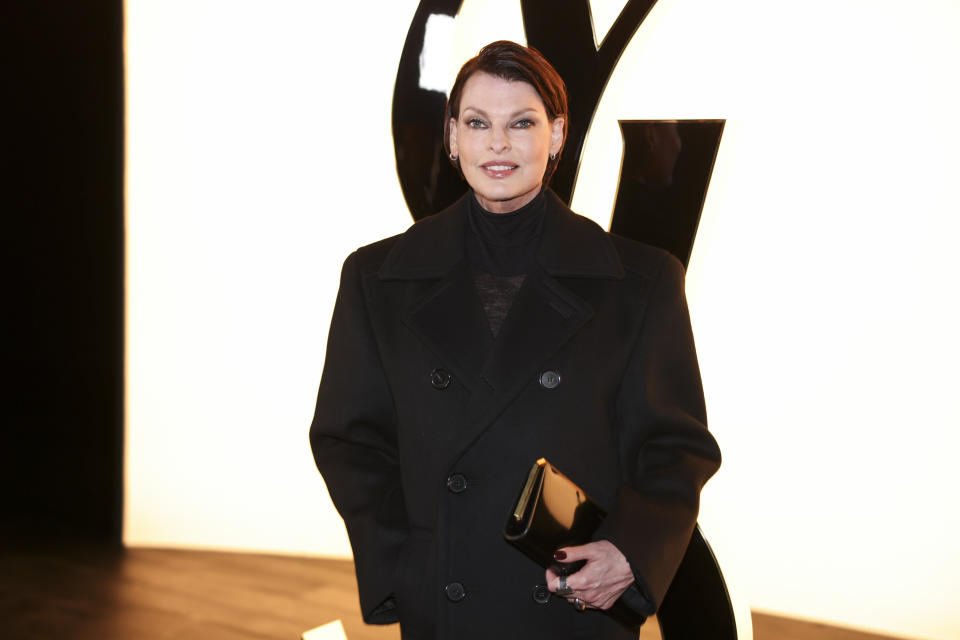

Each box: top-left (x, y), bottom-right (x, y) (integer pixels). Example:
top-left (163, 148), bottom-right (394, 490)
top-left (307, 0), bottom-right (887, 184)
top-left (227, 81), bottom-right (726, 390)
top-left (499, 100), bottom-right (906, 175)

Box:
top-left (546, 567), bottom-right (575, 593)
top-left (553, 542), bottom-right (597, 563)
top-left (564, 560), bottom-right (606, 590)
top-left (565, 562), bottom-right (614, 595)
top-left (548, 569), bottom-right (575, 595)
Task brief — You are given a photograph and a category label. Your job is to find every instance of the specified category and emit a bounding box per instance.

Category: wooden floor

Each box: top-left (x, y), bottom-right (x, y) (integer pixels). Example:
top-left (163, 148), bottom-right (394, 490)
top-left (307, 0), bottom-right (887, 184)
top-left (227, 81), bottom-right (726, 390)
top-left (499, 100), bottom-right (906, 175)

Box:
top-left (0, 545), bottom-right (910, 640)
top-left (751, 613), bottom-right (912, 640)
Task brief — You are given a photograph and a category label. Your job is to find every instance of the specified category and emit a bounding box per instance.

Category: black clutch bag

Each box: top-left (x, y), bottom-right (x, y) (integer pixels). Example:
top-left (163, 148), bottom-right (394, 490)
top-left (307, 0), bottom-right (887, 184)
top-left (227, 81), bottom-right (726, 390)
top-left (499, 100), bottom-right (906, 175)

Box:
top-left (503, 458), bottom-right (607, 576)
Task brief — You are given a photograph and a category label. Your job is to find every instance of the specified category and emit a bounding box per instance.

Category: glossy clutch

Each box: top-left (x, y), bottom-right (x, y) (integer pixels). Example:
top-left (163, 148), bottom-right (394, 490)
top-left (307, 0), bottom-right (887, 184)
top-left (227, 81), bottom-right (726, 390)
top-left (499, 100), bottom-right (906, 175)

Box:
top-left (503, 458), bottom-right (607, 576)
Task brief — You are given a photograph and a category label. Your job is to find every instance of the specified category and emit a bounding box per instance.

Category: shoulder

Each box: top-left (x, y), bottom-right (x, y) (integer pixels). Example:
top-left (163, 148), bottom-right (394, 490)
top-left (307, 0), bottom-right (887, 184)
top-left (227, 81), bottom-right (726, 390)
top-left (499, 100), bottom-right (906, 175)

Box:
top-left (607, 233), bottom-right (684, 282)
top-left (540, 188), bottom-right (681, 283)
top-left (349, 234), bottom-right (402, 274)
top-left (342, 194), bottom-right (467, 277)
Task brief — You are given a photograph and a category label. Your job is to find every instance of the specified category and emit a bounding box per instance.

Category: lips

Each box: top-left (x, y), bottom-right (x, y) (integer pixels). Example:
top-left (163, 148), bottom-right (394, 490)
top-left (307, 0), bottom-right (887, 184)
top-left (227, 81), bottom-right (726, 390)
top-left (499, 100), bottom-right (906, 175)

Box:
top-left (480, 161), bottom-right (519, 178)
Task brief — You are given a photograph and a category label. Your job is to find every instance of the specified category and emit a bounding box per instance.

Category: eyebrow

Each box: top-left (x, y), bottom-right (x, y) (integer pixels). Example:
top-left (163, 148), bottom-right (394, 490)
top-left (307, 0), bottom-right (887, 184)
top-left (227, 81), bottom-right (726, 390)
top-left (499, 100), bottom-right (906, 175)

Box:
top-left (460, 106), bottom-right (541, 119)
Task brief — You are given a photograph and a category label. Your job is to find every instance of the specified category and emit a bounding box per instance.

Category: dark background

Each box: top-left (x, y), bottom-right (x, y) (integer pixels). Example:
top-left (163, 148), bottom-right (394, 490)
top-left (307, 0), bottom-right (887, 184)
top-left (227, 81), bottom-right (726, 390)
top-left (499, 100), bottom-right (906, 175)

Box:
top-left (4, 0), bottom-right (124, 545)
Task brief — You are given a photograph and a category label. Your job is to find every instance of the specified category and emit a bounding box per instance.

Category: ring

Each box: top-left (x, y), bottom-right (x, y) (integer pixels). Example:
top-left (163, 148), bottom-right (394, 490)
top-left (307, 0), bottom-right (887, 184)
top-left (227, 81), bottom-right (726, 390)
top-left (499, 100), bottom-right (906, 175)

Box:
top-left (573, 597), bottom-right (587, 612)
top-left (557, 574), bottom-right (573, 596)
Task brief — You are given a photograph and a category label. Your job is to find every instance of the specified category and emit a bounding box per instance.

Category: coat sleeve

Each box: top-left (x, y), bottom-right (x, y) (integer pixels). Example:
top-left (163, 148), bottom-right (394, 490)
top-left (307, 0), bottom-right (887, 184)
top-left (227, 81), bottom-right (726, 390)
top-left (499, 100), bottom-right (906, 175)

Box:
top-left (310, 251), bottom-right (407, 624)
top-left (595, 252), bottom-right (722, 615)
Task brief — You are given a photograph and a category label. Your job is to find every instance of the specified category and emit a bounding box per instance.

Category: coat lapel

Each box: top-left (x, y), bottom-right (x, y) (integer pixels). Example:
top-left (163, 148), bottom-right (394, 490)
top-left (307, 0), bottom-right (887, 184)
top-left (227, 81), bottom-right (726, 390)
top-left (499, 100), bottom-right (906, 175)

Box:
top-left (381, 193), bottom-right (491, 395)
top-left (380, 189), bottom-right (625, 468)
top-left (403, 260), bottom-right (492, 395)
top-left (443, 268), bottom-right (594, 457)
top-left (459, 190), bottom-right (624, 450)
top-left (479, 270), bottom-right (591, 394)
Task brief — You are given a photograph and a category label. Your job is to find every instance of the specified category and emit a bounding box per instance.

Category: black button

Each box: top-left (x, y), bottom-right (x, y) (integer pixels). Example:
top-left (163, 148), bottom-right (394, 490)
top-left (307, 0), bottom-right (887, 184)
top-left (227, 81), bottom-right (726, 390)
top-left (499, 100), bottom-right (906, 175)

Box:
top-left (539, 370), bottom-right (561, 389)
top-left (446, 473), bottom-right (467, 493)
top-left (532, 584), bottom-right (550, 604)
top-left (445, 582), bottom-right (466, 602)
top-left (430, 368), bottom-right (452, 390)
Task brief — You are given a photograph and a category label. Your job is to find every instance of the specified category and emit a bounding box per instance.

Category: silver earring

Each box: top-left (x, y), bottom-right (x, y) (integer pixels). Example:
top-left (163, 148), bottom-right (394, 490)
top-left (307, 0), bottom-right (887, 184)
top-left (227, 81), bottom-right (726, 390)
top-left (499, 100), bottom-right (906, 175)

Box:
top-left (450, 152), bottom-right (458, 161)
top-left (550, 153), bottom-right (558, 161)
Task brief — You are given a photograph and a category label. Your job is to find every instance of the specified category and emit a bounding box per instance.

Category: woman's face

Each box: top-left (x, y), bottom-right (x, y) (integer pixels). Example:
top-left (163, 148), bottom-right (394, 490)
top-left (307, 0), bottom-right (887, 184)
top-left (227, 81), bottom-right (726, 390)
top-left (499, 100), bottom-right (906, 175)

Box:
top-left (449, 72), bottom-right (564, 214)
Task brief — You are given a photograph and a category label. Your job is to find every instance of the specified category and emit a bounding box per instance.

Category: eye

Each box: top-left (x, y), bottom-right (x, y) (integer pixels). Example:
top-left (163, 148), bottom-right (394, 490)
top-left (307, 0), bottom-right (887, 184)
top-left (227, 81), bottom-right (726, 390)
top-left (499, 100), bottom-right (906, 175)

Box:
top-left (513, 118), bottom-right (534, 129)
top-left (466, 118), bottom-right (487, 129)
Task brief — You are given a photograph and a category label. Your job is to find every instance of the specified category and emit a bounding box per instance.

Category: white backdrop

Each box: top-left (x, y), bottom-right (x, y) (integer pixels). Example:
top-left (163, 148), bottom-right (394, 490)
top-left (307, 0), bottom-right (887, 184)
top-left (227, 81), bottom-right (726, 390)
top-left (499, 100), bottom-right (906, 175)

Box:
top-left (126, 1), bottom-right (960, 639)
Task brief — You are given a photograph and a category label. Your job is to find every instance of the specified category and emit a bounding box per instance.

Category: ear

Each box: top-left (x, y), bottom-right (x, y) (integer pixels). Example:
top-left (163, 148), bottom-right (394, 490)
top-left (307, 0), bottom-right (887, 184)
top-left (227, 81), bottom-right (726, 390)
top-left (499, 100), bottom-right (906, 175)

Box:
top-left (448, 117), bottom-right (459, 158)
top-left (550, 117), bottom-right (565, 156)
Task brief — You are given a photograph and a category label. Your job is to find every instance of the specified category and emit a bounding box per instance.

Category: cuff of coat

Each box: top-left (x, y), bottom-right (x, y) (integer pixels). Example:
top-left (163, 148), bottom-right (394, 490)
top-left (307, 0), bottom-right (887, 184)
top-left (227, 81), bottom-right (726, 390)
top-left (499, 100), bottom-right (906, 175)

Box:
top-left (592, 534), bottom-right (657, 617)
top-left (618, 579), bottom-right (655, 617)
top-left (366, 595), bottom-right (399, 624)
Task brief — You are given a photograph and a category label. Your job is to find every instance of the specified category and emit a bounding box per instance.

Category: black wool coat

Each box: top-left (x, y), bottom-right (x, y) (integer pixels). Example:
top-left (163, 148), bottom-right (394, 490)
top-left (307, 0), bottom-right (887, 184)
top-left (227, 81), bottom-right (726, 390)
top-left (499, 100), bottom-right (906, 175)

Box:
top-left (310, 190), bottom-right (721, 640)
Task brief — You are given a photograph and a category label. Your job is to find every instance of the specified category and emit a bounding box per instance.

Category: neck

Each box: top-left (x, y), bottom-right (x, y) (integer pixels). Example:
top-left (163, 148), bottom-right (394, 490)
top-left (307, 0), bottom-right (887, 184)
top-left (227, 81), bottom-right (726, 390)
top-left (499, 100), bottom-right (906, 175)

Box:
top-left (473, 186), bottom-right (543, 214)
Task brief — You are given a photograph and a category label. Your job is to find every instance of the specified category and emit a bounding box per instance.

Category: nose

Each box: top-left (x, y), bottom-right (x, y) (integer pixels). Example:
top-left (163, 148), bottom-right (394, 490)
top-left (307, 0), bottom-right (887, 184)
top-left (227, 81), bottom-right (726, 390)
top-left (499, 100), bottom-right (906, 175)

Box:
top-left (489, 126), bottom-right (510, 153)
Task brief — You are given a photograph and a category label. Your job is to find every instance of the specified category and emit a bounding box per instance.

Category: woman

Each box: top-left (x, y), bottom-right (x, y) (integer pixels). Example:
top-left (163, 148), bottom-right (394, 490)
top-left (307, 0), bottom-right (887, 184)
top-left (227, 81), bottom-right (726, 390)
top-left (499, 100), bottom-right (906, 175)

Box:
top-left (310, 41), bottom-right (720, 639)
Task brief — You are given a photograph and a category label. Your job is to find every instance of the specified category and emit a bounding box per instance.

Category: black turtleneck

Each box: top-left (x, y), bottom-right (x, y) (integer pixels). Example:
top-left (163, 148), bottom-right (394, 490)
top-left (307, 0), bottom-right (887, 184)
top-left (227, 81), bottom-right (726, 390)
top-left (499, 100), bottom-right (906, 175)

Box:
top-left (466, 191), bottom-right (546, 336)
top-left (466, 190), bottom-right (546, 276)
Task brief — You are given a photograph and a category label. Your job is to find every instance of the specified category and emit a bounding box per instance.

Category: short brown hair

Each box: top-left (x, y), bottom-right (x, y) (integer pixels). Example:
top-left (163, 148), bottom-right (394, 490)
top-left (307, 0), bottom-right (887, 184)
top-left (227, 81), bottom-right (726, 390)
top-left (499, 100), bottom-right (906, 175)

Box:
top-left (443, 40), bottom-right (568, 185)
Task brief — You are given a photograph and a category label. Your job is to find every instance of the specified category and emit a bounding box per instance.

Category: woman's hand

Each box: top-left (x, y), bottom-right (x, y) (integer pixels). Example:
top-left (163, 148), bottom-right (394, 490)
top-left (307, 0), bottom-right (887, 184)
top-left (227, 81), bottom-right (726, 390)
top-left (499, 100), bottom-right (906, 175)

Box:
top-left (546, 540), bottom-right (635, 610)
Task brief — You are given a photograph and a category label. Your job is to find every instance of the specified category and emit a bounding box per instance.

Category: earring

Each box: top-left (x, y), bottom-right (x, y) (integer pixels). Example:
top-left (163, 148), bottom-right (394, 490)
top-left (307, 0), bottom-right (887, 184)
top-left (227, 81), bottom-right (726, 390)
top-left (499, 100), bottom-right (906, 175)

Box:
top-left (550, 153), bottom-right (558, 161)
top-left (450, 152), bottom-right (458, 162)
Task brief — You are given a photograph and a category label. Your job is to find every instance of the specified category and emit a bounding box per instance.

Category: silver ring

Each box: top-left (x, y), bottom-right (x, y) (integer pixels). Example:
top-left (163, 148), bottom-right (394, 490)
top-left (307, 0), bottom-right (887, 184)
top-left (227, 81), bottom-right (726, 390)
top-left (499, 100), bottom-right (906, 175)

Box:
top-left (557, 574), bottom-right (573, 596)
top-left (573, 597), bottom-right (587, 611)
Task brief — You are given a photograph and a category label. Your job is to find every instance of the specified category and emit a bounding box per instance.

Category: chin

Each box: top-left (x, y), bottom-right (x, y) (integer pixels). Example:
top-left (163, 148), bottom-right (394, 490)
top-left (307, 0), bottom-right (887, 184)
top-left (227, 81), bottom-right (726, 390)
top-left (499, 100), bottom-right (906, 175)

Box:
top-left (474, 183), bottom-right (534, 204)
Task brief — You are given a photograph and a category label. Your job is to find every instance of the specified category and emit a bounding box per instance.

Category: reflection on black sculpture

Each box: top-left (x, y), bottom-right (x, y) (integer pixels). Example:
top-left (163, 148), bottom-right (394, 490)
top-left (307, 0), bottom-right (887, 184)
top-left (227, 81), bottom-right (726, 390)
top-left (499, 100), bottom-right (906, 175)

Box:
top-left (391, 0), bottom-right (465, 223)
top-left (611, 120), bottom-right (725, 268)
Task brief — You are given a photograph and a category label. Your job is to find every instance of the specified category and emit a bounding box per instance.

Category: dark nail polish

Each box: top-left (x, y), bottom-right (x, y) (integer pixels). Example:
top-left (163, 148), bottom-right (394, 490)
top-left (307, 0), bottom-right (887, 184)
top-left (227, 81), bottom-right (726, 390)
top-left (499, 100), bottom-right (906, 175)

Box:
top-left (553, 550), bottom-right (567, 561)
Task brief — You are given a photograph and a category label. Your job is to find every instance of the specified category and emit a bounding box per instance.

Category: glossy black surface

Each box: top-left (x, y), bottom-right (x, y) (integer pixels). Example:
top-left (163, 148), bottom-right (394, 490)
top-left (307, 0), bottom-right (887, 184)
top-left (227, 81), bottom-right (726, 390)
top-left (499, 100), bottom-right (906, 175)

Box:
top-left (392, 0), bottom-right (466, 221)
top-left (610, 120), bottom-right (725, 267)
top-left (657, 526), bottom-right (738, 638)
top-left (504, 459), bottom-right (606, 577)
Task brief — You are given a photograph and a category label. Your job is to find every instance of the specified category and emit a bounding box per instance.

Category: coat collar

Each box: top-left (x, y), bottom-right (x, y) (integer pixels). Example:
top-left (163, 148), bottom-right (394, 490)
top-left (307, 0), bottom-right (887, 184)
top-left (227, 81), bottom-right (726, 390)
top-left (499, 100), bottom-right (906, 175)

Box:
top-left (378, 188), bottom-right (624, 280)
